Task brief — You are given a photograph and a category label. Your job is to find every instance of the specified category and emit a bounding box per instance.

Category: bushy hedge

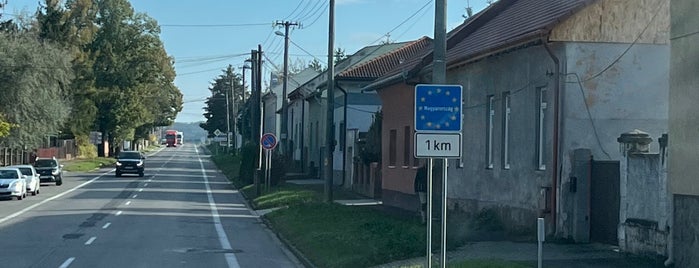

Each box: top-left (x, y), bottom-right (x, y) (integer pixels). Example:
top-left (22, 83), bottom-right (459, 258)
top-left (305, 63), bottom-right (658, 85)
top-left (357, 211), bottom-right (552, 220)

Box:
top-left (238, 143), bottom-right (259, 185)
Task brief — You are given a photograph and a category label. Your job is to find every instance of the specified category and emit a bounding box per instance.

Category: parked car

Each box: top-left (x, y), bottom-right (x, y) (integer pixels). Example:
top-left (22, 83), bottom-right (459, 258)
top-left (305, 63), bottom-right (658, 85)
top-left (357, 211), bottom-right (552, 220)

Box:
top-left (7, 165), bottom-right (40, 196)
top-left (115, 151), bottom-right (146, 177)
top-left (0, 168), bottom-right (27, 200)
top-left (33, 157), bottom-right (64, 186)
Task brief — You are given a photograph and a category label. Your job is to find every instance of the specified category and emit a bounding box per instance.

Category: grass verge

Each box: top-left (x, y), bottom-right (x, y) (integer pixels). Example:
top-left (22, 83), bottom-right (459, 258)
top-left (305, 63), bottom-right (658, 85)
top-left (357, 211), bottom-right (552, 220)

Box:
top-left (266, 202), bottom-right (425, 268)
top-left (63, 157), bottom-right (116, 172)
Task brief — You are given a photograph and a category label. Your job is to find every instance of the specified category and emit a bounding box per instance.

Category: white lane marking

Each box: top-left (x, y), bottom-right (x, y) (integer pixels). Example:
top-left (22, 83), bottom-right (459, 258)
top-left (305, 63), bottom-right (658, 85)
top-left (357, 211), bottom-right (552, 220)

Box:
top-left (102, 222), bottom-right (111, 229)
top-left (0, 170), bottom-right (114, 225)
top-left (195, 146), bottom-right (240, 268)
top-left (138, 188), bottom-right (144, 192)
top-left (125, 201), bottom-right (131, 206)
top-left (144, 183), bottom-right (149, 187)
top-left (84, 236), bottom-right (96, 245)
top-left (132, 194), bottom-right (138, 198)
top-left (115, 211), bottom-right (123, 216)
top-left (59, 257), bottom-right (75, 268)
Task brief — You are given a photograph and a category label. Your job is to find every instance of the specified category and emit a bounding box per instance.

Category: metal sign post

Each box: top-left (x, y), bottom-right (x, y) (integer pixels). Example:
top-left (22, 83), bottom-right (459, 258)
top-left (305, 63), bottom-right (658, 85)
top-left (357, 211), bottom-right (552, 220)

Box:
top-left (414, 84), bottom-right (462, 268)
top-left (260, 133), bottom-right (278, 192)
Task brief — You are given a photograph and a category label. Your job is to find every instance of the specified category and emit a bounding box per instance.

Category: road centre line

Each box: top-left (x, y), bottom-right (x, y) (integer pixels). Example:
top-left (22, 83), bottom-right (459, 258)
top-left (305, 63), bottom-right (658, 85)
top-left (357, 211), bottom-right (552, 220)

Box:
top-left (115, 211), bottom-right (123, 216)
top-left (195, 146), bottom-right (241, 268)
top-left (125, 201), bottom-right (131, 206)
top-left (58, 257), bottom-right (75, 268)
top-left (138, 188), bottom-right (144, 192)
top-left (144, 183), bottom-right (149, 186)
top-left (102, 222), bottom-right (111, 229)
top-left (132, 194), bottom-right (138, 198)
top-left (0, 170), bottom-right (114, 226)
top-left (84, 237), bottom-right (96, 245)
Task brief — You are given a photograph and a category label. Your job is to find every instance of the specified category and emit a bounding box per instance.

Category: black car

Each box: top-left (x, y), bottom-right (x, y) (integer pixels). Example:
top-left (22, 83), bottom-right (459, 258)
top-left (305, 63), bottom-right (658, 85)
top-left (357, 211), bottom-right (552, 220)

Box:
top-left (115, 151), bottom-right (146, 177)
top-left (33, 157), bottom-right (63, 186)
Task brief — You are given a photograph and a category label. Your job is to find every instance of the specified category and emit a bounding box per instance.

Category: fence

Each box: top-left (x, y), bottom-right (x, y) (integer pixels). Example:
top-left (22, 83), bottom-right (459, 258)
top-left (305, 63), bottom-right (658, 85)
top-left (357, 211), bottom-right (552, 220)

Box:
top-left (0, 139), bottom-right (78, 166)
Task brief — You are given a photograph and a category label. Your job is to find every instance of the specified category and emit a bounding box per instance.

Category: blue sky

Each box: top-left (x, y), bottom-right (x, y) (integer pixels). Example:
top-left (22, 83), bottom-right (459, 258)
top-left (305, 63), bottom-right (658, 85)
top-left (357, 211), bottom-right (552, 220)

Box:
top-left (3, 0), bottom-right (491, 123)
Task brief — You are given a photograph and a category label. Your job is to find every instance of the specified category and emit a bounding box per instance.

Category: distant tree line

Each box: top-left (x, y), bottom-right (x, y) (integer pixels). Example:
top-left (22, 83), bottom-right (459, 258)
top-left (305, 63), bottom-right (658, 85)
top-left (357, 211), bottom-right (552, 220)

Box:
top-left (0, 0), bottom-right (182, 156)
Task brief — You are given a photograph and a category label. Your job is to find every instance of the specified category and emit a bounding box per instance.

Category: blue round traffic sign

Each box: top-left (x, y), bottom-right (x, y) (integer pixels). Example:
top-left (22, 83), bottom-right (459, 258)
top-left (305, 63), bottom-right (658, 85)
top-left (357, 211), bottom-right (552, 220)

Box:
top-left (260, 133), bottom-right (278, 150)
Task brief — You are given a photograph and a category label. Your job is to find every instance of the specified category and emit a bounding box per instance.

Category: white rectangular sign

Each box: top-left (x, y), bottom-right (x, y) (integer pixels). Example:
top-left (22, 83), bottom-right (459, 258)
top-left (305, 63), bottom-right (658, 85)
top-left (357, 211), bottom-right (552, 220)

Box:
top-left (415, 132), bottom-right (462, 158)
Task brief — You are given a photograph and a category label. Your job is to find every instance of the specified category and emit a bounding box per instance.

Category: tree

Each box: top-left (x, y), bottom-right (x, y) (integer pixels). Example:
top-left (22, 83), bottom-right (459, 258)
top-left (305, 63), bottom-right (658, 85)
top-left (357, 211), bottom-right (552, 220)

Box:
top-left (334, 48), bottom-right (346, 65)
top-left (200, 65), bottom-right (243, 137)
top-left (0, 31), bottom-right (74, 148)
top-left (308, 58), bottom-right (323, 72)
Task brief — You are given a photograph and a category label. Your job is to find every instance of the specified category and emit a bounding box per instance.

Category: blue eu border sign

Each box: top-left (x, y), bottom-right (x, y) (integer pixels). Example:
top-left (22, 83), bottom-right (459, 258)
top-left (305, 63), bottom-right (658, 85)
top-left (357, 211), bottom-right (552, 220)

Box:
top-left (414, 84), bottom-right (463, 132)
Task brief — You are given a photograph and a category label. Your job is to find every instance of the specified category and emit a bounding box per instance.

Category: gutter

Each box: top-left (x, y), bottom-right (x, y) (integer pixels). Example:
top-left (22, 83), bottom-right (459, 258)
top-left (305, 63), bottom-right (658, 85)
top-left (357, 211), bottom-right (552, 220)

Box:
top-left (543, 34), bottom-right (560, 234)
top-left (336, 83), bottom-right (348, 187)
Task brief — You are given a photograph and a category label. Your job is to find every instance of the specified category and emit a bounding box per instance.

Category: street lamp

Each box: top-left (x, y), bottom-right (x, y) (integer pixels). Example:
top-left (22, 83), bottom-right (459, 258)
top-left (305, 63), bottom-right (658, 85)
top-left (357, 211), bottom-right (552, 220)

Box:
top-left (275, 29), bottom-right (290, 157)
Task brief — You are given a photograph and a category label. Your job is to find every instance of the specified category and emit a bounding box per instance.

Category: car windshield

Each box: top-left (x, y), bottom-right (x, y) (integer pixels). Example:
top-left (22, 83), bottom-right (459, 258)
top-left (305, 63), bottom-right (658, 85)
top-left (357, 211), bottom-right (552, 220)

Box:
top-left (118, 152), bottom-right (141, 159)
top-left (0, 170), bottom-right (18, 179)
top-left (17, 168), bottom-right (32, 176)
top-left (35, 160), bottom-right (57, 168)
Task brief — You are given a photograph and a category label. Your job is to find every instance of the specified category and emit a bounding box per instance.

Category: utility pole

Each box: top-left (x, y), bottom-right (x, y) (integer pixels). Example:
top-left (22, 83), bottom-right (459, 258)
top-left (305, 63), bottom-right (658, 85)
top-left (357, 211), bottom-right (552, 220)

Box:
top-left (251, 48), bottom-right (262, 197)
top-left (324, 0), bottom-right (335, 202)
top-left (274, 20), bottom-right (299, 158)
top-left (433, 1), bottom-right (447, 268)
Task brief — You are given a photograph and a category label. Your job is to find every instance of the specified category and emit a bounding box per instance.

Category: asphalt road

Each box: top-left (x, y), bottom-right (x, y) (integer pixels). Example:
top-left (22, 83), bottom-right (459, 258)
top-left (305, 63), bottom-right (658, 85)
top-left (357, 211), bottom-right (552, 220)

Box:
top-left (0, 144), bottom-right (302, 268)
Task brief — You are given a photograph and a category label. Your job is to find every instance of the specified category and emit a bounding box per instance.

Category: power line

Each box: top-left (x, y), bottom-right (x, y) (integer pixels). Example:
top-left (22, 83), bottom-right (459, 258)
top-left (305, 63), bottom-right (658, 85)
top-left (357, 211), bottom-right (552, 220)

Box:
top-left (290, 0), bottom-right (316, 22)
top-left (289, 39), bottom-right (327, 65)
top-left (284, 0), bottom-right (307, 21)
top-left (159, 22), bottom-right (271, 28)
top-left (303, 1), bottom-right (329, 29)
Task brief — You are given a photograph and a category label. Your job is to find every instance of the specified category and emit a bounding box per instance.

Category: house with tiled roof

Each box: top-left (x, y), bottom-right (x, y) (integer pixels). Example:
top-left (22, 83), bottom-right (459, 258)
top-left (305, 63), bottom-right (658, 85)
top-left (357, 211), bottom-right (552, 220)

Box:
top-left (282, 42), bottom-right (408, 178)
top-left (366, 0), bottom-right (670, 255)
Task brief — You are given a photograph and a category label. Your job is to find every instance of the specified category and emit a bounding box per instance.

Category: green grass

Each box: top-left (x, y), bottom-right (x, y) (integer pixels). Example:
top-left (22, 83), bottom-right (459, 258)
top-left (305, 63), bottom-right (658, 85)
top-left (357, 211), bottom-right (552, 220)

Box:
top-left (209, 153), bottom-right (243, 186)
top-left (266, 202), bottom-right (425, 268)
top-left (63, 157), bottom-right (117, 172)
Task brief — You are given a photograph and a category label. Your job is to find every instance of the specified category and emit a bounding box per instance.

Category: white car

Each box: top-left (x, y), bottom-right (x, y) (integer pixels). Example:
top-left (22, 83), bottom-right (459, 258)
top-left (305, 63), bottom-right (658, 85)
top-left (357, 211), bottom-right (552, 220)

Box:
top-left (8, 165), bottom-right (40, 196)
top-left (0, 168), bottom-right (27, 200)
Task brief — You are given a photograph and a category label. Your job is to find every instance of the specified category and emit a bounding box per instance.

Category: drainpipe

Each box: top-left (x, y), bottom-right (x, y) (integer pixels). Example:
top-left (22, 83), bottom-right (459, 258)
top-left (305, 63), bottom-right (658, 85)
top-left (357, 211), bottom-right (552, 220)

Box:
top-left (301, 100), bottom-right (306, 173)
top-left (543, 35), bottom-right (560, 234)
top-left (337, 83), bottom-right (348, 187)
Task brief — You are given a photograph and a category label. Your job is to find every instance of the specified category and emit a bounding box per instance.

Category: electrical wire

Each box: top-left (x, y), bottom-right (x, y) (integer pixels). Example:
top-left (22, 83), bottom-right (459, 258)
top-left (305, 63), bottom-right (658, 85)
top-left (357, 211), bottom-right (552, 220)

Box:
top-left (565, 73), bottom-right (613, 159)
top-left (579, 1), bottom-right (665, 82)
top-left (159, 22), bottom-right (270, 28)
top-left (290, 0), bottom-right (315, 22)
top-left (289, 39), bottom-right (327, 65)
top-left (284, 0), bottom-right (307, 21)
top-left (303, 0), bottom-right (329, 29)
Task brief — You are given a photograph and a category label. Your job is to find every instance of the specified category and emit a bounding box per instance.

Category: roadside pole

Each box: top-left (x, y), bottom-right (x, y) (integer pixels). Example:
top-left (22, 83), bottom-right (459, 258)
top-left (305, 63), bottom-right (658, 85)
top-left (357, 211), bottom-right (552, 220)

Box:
top-left (415, 85), bottom-right (461, 268)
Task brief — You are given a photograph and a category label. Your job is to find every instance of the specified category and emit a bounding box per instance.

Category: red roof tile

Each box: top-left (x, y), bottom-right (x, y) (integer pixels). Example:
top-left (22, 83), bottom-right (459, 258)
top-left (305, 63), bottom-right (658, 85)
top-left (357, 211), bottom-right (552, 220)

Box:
top-left (337, 37), bottom-right (432, 79)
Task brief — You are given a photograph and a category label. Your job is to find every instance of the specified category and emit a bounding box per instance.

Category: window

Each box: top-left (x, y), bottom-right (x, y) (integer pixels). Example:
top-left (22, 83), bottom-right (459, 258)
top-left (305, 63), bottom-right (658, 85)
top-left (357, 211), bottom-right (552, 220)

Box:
top-left (537, 87), bottom-right (547, 170)
top-left (389, 129), bottom-right (397, 166)
top-left (502, 92), bottom-right (511, 170)
top-left (486, 95), bottom-right (495, 169)
top-left (403, 126), bottom-right (411, 166)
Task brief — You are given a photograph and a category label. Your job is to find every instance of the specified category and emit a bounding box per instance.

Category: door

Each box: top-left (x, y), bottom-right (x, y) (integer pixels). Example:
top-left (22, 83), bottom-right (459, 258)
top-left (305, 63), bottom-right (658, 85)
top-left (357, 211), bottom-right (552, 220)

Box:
top-left (590, 160), bottom-right (620, 245)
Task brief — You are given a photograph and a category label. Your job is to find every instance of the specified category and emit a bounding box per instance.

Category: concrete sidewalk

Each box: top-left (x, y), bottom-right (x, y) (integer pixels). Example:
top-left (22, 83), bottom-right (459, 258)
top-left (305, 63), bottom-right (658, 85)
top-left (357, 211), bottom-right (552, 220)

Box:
top-left (373, 241), bottom-right (666, 268)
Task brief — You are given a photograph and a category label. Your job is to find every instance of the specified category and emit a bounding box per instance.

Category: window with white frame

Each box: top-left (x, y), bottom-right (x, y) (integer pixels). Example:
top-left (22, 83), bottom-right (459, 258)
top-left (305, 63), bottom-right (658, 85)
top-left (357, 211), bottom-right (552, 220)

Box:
top-left (502, 92), bottom-right (511, 170)
top-left (537, 87), bottom-right (547, 170)
top-left (486, 95), bottom-right (495, 169)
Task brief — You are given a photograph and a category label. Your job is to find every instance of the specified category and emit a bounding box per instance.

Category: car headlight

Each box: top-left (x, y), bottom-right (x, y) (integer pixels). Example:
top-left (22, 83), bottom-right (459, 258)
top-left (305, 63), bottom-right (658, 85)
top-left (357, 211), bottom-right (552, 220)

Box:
top-left (116, 162), bottom-right (122, 166)
top-left (136, 160), bottom-right (144, 167)
top-left (10, 181), bottom-right (21, 190)
top-left (51, 168), bottom-right (60, 175)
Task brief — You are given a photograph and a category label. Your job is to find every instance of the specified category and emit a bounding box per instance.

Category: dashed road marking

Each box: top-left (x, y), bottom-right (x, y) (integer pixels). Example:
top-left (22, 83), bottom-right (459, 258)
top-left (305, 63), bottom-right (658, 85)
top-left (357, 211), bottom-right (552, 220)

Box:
top-left (85, 237), bottom-right (96, 245)
top-left (138, 188), bottom-right (144, 192)
top-left (132, 194), bottom-right (138, 198)
top-left (125, 201), bottom-right (131, 206)
top-left (59, 257), bottom-right (75, 268)
top-left (115, 211), bottom-right (123, 216)
top-left (102, 222), bottom-right (111, 229)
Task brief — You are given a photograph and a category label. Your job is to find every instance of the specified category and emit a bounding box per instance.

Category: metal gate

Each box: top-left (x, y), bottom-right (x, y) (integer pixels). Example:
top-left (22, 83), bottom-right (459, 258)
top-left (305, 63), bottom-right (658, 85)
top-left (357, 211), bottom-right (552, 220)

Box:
top-left (590, 160), bottom-right (620, 245)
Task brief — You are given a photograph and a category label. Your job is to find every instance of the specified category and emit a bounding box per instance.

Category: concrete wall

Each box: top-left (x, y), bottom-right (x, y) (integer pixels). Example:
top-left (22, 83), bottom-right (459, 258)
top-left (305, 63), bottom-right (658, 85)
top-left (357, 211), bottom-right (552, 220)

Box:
top-left (669, 0), bottom-right (699, 266)
top-left (620, 153), bottom-right (669, 256)
top-left (551, 0), bottom-right (669, 44)
top-left (446, 44), bottom-right (555, 234)
top-left (559, 42), bottom-right (669, 239)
